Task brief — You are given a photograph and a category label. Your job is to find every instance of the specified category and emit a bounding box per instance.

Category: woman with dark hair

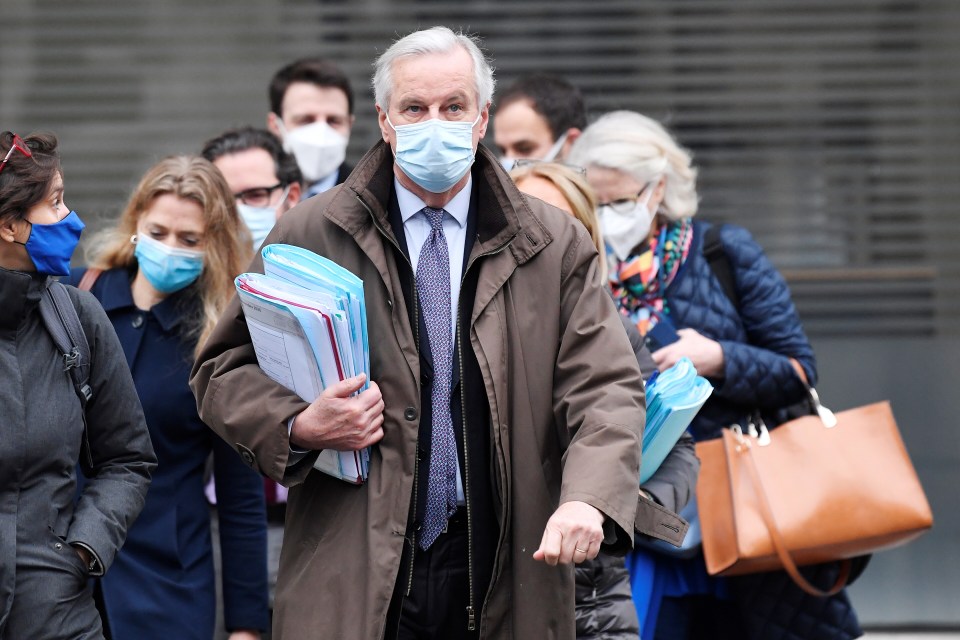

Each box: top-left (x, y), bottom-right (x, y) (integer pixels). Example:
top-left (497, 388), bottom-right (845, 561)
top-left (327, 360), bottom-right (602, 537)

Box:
top-left (65, 156), bottom-right (268, 639)
top-left (0, 130), bottom-right (156, 638)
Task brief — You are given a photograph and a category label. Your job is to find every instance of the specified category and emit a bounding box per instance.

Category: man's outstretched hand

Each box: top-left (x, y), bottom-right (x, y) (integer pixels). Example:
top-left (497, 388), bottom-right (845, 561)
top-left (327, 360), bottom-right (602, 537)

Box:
top-left (533, 500), bottom-right (605, 565)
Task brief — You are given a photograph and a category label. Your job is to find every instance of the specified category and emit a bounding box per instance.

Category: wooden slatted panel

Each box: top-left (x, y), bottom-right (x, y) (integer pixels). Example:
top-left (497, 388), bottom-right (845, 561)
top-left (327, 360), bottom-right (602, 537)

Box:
top-left (2, 0), bottom-right (958, 337)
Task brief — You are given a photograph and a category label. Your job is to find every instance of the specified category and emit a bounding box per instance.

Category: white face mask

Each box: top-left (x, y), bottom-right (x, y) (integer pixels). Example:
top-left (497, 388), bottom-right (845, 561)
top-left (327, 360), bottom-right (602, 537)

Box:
top-left (276, 118), bottom-right (348, 183)
top-left (599, 183), bottom-right (657, 261)
top-left (499, 131), bottom-right (569, 172)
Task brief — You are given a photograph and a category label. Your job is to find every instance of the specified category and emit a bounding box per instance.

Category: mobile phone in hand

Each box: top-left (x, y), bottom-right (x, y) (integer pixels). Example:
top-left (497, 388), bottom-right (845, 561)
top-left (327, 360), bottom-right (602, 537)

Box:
top-left (644, 318), bottom-right (680, 352)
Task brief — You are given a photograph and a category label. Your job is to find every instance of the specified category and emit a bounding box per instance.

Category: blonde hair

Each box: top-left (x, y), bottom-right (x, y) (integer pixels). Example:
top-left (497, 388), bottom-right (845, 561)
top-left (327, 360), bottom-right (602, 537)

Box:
top-left (510, 161), bottom-right (607, 280)
top-left (87, 156), bottom-right (252, 358)
top-left (567, 110), bottom-right (699, 221)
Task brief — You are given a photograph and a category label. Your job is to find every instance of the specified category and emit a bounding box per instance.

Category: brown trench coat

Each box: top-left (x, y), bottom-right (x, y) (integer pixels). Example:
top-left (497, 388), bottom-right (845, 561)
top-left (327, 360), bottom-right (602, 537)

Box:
top-left (190, 142), bottom-right (645, 639)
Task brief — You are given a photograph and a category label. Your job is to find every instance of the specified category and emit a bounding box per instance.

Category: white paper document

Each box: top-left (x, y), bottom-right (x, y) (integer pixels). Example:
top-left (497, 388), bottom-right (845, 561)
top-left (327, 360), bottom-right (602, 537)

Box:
top-left (236, 246), bottom-right (370, 484)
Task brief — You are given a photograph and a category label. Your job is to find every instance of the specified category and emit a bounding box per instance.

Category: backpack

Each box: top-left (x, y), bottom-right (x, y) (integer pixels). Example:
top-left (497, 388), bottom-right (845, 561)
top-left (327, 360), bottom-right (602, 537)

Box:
top-left (38, 281), bottom-right (95, 474)
top-left (702, 223), bottom-right (738, 308)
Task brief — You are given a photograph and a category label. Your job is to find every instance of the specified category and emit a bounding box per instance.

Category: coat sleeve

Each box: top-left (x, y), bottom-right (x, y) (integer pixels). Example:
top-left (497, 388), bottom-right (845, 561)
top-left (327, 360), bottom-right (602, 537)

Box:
top-left (552, 227), bottom-right (645, 556)
top-left (711, 224), bottom-right (817, 410)
top-left (621, 318), bottom-right (699, 516)
top-left (189, 246), bottom-right (317, 487)
top-left (212, 436), bottom-right (270, 633)
top-left (66, 291), bottom-right (157, 575)
top-left (640, 431), bottom-right (698, 514)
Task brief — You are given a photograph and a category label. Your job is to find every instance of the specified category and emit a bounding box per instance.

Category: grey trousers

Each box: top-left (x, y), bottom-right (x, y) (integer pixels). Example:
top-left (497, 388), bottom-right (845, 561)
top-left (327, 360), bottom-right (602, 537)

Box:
top-left (3, 532), bottom-right (103, 640)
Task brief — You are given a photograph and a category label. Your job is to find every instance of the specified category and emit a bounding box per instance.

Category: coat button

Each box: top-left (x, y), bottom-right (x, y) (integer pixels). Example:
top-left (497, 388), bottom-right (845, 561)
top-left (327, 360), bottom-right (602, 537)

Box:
top-left (236, 444), bottom-right (256, 467)
top-left (55, 542), bottom-right (63, 550)
top-left (404, 407), bottom-right (417, 421)
top-left (131, 315), bottom-right (144, 328)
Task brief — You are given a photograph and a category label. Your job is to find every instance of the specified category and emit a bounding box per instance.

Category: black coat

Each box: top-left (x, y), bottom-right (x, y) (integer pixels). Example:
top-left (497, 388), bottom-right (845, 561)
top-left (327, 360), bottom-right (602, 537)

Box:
top-left (575, 318), bottom-right (699, 640)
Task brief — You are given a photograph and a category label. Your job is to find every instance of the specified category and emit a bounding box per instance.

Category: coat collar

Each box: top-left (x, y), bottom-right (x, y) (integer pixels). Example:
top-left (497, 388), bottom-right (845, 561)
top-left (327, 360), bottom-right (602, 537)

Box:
top-left (96, 267), bottom-right (189, 333)
top-left (328, 141), bottom-right (552, 268)
top-left (0, 266), bottom-right (47, 331)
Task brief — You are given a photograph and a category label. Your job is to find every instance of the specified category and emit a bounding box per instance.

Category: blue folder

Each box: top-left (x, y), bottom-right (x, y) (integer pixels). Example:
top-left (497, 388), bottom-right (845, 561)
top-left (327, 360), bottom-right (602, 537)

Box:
top-left (640, 357), bottom-right (713, 483)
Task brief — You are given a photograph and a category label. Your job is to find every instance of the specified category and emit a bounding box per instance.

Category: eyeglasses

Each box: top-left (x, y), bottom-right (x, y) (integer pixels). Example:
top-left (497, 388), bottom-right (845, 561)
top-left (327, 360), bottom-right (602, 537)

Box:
top-left (0, 134), bottom-right (33, 175)
top-left (233, 182), bottom-right (286, 207)
top-left (511, 158), bottom-right (587, 176)
top-left (597, 184), bottom-right (654, 215)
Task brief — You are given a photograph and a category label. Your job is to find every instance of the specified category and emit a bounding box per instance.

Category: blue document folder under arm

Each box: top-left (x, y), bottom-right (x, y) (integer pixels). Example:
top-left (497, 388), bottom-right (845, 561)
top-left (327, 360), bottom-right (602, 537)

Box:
top-left (640, 357), bottom-right (713, 484)
top-left (236, 244), bottom-right (370, 484)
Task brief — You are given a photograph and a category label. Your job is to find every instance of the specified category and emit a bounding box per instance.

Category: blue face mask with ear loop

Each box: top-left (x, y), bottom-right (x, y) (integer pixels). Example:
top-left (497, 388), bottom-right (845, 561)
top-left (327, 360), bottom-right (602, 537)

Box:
top-left (388, 112), bottom-right (481, 193)
top-left (133, 234), bottom-right (205, 294)
top-left (16, 210), bottom-right (85, 276)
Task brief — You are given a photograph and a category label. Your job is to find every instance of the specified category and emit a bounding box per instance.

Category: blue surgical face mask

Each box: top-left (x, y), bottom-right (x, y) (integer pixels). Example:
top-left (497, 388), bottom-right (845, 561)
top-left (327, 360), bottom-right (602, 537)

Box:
top-left (133, 234), bottom-right (205, 294)
top-left (16, 210), bottom-right (85, 276)
top-left (388, 113), bottom-right (481, 193)
top-left (238, 185), bottom-right (289, 250)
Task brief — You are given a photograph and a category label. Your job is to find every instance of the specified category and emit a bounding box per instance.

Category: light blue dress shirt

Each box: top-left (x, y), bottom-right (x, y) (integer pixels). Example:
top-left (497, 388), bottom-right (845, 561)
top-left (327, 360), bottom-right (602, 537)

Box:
top-left (303, 170), bottom-right (340, 200)
top-left (395, 176), bottom-right (471, 504)
top-left (289, 177), bottom-right (472, 506)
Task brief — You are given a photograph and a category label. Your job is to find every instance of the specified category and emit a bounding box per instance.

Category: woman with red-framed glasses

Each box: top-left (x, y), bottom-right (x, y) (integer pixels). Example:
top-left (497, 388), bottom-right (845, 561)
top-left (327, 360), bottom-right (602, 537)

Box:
top-left (0, 130), bottom-right (156, 639)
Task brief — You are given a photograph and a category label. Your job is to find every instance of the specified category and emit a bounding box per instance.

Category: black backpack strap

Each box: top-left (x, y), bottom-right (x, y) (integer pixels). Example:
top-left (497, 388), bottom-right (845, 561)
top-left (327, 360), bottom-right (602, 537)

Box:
top-left (702, 223), bottom-right (739, 309)
top-left (39, 281), bottom-right (95, 473)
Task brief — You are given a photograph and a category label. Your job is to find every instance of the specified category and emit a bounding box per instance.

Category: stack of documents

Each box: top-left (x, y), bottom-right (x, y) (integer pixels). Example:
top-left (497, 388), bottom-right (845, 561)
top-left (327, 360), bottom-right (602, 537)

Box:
top-left (236, 244), bottom-right (370, 484)
top-left (640, 357), bottom-right (713, 484)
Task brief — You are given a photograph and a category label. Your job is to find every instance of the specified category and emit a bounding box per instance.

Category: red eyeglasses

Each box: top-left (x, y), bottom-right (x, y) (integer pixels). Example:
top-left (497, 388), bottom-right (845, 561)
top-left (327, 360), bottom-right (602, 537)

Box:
top-left (0, 134), bottom-right (33, 175)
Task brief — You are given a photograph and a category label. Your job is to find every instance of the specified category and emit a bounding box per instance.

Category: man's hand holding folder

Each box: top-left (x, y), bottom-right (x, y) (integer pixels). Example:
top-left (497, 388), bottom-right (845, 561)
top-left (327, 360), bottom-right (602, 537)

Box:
top-left (290, 373), bottom-right (385, 452)
top-left (237, 244), bottom-right (374, 484)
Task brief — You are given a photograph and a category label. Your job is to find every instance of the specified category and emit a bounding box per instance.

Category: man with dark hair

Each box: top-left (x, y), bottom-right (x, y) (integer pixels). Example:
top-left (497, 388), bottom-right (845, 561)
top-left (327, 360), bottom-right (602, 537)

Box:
top-left (266, 58), bottom-right (355, 198)
top-left (493, 73), bottom-right (587, 168)
top-left (202, 126), bottom-right (303, 251)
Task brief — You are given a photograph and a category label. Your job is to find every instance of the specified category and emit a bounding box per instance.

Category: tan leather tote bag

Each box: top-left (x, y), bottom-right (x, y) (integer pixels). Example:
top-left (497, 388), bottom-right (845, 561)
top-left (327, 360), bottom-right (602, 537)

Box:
top-left (697, 394), bottom-right (933, 596)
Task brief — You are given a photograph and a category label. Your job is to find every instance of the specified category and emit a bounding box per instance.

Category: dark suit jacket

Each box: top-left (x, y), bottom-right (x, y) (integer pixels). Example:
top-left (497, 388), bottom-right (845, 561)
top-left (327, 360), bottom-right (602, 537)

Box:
top-left (66, 267), bottom-right (269, 638)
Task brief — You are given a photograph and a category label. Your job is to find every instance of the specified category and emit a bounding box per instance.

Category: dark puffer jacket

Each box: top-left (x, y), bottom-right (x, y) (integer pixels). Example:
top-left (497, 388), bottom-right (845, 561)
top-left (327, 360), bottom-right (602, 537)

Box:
top-left (660, 221), bottom-right (862, 640)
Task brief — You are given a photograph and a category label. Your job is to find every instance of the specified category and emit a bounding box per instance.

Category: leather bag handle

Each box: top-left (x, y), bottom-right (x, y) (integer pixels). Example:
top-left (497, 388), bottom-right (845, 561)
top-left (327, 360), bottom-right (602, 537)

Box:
top-left (728, 431), bottom-right (852, 597)
top-left (77, 268), bottom-right (103, 292)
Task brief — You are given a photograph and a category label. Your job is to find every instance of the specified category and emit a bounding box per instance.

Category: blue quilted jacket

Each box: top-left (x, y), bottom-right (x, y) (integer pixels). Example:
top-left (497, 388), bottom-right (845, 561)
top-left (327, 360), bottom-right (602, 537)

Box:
top-left (665, 220), bottom-right (816, 441)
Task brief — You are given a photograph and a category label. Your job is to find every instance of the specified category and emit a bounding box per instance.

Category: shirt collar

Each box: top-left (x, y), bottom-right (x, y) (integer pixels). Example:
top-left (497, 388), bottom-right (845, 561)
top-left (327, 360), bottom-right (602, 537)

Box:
top-left (305, 170), bottom-right (340, 199)
top-left (394, 175), bottom-right (471, 229)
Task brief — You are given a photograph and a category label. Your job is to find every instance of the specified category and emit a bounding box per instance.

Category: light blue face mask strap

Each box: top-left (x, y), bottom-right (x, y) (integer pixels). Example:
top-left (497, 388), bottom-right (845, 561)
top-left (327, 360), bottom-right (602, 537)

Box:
top-left (543, 130), bottom-right (570, 162)
top-left (277, 183), bottom-right (292, 208)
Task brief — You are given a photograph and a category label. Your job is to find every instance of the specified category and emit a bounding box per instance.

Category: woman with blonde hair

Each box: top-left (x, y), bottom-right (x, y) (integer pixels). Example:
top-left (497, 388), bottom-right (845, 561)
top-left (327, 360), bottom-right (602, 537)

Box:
top-left (569, 112), bottom-right (861, 640)
top-left (511, 160), bottom-right (698, 640)
top-left (66, 156), bottom-right (269, 639)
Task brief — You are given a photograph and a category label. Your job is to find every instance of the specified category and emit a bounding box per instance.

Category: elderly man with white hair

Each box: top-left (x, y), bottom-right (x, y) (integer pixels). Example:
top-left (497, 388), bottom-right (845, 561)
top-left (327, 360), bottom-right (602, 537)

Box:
top-left (191, 26), bottom-right (644, 639)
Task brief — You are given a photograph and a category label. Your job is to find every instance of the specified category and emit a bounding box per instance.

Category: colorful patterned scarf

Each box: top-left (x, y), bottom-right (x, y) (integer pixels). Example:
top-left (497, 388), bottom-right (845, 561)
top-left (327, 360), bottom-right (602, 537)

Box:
top-left (608, 219), bottom-right (693, 335)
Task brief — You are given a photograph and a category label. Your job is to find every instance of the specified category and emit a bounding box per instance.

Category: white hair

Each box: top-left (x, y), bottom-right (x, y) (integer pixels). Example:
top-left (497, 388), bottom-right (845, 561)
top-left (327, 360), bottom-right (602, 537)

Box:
top-left (568, 110), bottom-right (699, 221)
top-left (372, 26), bottom-right (495, 110)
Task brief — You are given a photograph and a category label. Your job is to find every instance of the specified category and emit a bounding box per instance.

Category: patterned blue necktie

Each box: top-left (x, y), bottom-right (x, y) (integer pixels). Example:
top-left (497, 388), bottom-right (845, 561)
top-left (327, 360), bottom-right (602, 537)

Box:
top-left (417, 206), bottom-right (459, 550)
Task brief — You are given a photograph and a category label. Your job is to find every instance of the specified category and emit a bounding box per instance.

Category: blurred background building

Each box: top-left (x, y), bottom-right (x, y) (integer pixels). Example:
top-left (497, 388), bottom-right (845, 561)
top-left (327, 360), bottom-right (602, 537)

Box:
top-left (3, 0), bottom-right (958, 630)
